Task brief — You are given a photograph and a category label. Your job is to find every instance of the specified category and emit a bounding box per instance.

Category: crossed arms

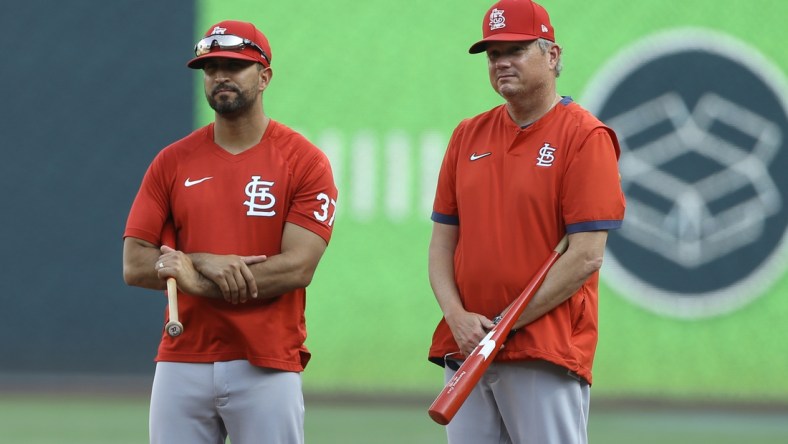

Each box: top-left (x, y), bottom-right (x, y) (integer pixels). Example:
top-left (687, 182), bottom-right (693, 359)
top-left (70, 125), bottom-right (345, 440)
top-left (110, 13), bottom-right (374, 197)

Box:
top-left (123, 222), bottom-right (328, 304)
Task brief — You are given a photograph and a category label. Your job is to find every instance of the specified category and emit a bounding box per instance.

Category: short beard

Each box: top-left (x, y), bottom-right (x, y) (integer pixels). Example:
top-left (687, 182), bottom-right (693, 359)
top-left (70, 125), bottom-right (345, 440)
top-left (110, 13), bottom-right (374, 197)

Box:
top-left (206, 85), bottom-right (255, 115)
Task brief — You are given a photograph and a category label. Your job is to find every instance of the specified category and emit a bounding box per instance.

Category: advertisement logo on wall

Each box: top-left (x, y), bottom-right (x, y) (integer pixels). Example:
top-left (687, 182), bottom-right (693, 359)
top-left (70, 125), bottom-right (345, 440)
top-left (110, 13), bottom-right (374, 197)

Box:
top-left (583, 28), bottom-right (788, 319)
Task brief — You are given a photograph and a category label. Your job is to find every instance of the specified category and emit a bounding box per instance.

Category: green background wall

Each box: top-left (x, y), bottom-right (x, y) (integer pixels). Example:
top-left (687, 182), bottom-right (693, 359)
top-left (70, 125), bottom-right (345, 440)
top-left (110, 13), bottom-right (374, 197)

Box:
top-left (195, 0), bottom-right (788, 402)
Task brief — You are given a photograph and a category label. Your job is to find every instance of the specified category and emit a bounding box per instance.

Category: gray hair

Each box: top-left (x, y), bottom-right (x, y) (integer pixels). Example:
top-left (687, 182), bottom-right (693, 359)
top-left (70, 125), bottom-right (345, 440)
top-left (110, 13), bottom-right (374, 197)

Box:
top-left (536, 38), bottom-right (563, 77)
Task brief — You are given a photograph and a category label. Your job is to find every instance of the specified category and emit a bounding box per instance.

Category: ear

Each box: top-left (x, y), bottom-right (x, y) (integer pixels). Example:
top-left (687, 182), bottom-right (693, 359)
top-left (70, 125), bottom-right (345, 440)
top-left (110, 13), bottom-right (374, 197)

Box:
top-left (259, 66), bottom-right (273, 92)
top-left (548, 44), bottom-right (561, 69)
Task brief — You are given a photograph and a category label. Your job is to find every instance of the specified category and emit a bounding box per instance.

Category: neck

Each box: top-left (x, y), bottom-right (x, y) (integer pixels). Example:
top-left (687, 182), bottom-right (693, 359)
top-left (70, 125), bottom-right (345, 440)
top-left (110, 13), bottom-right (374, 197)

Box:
top-left (213, 106), bottom-right (270, 154)
top-left (505, 89), bottom-right (561, 127)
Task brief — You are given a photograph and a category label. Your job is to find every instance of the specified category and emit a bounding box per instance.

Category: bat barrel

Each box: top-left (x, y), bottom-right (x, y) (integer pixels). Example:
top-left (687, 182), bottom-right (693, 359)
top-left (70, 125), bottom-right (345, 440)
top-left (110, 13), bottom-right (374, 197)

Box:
top-left (427, 351), bottom-right (496, 425)
top-left (428, 408), bottom-right (451, 426)
top-left (428, 376), bottom-right (472, 425)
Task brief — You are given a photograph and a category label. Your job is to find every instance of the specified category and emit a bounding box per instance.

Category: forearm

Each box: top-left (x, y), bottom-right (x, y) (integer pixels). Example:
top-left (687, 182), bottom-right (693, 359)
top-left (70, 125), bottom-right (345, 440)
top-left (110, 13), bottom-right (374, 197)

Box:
top-left (429, 245), bottom-right (465, 320)
top-left (124, 239), bottom-right (221, 299)
top-left (187, 253), bottom-right (314, 301)
top-left (168, 250), bottom-right (318, 301)
top-left (512, 231), bottom-right (607, 329)
top-left (246, 253), bottom-right (317, 299)
top-left (429, 222), bottom-right (495, 356)
top-left (429, 223), bottom-right (465, 318)
top-left (123, 237), bottom-right (167, 291)
top-left (512, 254), bottom-right (593, 329)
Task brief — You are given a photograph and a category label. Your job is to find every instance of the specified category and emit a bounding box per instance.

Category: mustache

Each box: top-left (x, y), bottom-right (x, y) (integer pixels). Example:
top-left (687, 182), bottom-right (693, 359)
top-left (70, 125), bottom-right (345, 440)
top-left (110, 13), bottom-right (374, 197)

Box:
top-left (212, 84), bottom-right (241, 95)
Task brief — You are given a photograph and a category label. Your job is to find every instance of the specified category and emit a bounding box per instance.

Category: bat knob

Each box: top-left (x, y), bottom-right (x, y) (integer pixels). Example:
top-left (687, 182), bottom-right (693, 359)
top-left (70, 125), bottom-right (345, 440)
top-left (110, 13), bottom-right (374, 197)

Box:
top-left (165, 321), bottom-right (184, 337)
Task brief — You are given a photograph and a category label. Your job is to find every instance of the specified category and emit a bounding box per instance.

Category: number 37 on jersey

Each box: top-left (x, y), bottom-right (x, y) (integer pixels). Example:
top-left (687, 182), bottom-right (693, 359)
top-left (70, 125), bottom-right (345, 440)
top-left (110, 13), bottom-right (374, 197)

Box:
top-left (314, 192), bottom-right (337, 226)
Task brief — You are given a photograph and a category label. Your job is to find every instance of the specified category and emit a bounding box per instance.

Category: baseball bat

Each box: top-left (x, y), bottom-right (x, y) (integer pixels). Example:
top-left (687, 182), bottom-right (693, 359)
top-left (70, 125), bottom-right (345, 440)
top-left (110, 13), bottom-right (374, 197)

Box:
top-left (164, 277), bottom-right (183, 337)
top-left (428, 235), bottom-right (569, 425)
top-left (160, 219), bottom-right (182, 337)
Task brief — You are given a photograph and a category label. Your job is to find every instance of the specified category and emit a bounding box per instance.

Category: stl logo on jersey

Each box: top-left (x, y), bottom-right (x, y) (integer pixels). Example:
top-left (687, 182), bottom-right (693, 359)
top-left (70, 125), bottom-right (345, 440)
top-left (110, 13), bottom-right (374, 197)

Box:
top-left (244, 176), bottom-right (276, 217)
top-left (536, 143), bottom-right (557, 167)
top-left (489, 8), bottom-right (506, 30)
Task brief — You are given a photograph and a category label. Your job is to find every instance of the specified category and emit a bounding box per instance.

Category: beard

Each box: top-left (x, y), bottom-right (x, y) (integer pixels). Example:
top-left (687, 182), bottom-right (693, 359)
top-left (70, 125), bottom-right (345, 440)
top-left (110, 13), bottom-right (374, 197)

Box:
top-left (206, 84), bottom-right (256, 115)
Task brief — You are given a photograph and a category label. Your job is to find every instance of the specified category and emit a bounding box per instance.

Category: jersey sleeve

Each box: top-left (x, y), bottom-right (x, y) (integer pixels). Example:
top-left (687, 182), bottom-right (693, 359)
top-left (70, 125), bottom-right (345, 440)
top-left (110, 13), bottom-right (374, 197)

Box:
top-left (431, 123), bottom-right (464, 225)
top-left (123, 149), bottom-right (174, 245)
top-left (562, 128), bottom-right (626, 233)
top-left (285, 148), bottom-right (338, 244)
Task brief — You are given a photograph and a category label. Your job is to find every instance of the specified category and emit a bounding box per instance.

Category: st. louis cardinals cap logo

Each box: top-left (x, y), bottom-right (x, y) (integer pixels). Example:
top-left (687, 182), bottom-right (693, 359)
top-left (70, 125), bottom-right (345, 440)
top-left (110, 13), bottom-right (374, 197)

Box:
top-left (583, 28), bottom-right (788, 319)
top-left (489, 8), bottom-right (506, 30)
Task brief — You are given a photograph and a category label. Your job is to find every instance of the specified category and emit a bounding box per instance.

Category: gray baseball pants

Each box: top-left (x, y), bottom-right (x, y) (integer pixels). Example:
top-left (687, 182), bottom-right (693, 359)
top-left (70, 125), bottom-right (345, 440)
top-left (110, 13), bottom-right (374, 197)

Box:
top-left (444, 359), bottom-right (590, 444)
top-left (149, 360), bottom-right (304, 444)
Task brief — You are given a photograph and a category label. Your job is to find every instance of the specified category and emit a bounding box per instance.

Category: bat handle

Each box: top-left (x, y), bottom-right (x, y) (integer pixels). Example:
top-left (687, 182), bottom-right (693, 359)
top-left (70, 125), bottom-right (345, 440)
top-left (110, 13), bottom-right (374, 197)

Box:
top-left (165, 277), bottom-right (183, 337)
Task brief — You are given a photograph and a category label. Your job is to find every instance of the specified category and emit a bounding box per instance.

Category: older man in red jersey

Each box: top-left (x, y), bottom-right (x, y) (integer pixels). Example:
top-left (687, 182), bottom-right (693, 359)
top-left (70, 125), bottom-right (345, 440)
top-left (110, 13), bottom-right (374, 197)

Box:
top-left (428, 1), bottom-right (625, 443)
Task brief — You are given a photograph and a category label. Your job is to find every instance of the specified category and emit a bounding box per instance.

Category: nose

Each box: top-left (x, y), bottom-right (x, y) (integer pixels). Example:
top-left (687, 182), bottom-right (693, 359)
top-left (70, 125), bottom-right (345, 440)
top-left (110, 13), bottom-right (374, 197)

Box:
top-left (494, 55), bottom-right (512, 69)
top-left (211, 68), bottom-right (231, 81)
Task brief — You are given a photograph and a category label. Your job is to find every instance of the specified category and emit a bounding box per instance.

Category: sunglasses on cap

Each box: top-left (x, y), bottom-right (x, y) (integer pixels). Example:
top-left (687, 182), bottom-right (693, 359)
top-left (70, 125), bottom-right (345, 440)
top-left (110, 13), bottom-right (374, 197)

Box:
top-left (194, 34), bottom-right (271, 65)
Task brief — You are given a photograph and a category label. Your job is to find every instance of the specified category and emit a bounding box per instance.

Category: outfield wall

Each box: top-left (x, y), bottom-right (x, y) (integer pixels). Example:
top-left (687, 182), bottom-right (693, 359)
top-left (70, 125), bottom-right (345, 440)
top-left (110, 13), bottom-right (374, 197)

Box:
top-left (0, 1), bottom-right (195, 374)
top-left (2, 0), bottom-right (787, 404)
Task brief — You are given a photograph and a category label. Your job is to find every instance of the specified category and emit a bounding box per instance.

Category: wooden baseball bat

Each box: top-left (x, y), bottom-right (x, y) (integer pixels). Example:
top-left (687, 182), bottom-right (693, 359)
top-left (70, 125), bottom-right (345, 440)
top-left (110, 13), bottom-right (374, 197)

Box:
top-left (160, 219), bottom-right (182, 337)
top-left (164, 277), bottom-right (183, 337)
top-left (428, 235), bottom-right (569, 425)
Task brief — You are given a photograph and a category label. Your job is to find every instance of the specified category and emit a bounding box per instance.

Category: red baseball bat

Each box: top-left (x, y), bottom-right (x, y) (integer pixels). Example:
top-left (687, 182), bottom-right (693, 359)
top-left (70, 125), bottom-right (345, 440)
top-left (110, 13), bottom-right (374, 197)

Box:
top-left (428, 235), bottom-right (569, 425)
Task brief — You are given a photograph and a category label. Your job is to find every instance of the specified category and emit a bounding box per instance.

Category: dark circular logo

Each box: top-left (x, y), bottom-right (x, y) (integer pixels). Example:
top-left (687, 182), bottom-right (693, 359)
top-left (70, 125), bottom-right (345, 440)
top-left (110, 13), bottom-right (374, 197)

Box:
top-left (583, 28), bottom-right (788, 318)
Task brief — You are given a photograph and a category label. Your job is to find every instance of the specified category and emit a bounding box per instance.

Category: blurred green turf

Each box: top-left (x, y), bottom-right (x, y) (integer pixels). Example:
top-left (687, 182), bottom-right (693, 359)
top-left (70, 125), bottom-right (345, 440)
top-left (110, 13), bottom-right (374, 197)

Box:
top-left (2, 395), bottom-right (786, 443)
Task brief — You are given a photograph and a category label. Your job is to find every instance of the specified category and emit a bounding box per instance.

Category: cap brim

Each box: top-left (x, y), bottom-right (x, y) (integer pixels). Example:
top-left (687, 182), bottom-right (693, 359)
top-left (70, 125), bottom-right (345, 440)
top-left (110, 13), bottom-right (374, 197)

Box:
top-left (468, 33), bottom-right (541, 54)
top-left (187, 51), bottom-right (261, 69)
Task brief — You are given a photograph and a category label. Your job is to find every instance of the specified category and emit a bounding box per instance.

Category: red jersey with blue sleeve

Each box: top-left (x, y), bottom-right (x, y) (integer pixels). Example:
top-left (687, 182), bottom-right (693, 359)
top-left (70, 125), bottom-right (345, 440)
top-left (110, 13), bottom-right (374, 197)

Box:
top-left (124, 120), bottom-right (337, 372)
top-left (429, 98), bottom-right (625, 384)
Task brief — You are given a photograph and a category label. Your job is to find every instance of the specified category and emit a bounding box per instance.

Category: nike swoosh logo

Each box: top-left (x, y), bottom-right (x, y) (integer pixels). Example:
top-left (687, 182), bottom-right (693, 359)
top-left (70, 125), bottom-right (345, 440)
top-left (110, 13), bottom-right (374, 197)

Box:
top-left (184, 177), bottom-right (213, 187)
top-left (470, 152), bottom-right (492, 161)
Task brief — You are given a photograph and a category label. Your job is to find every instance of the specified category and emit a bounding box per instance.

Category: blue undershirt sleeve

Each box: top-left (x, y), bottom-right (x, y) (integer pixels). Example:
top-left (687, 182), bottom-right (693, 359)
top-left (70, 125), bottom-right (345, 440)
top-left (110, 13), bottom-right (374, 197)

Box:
top-left (566, 220), bottom-right (622, 234)
top-left (431, 212), bottom-right (459, 225)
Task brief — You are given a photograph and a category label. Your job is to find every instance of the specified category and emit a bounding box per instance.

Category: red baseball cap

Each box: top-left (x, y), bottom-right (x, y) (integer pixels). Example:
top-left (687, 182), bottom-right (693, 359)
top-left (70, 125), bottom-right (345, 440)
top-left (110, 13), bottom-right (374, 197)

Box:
top-left (469, 0), bottom-right (555, 54)
top-left (187, 20), bottom-right (272, 69)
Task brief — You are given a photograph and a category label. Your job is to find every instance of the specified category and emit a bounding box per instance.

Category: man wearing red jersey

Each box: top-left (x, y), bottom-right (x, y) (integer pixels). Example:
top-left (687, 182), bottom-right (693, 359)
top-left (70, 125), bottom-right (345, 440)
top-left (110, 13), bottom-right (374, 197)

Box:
top-left (428, 1), bottom-right (625, 443)
top-left (123, 20), bottom-right (337, 444)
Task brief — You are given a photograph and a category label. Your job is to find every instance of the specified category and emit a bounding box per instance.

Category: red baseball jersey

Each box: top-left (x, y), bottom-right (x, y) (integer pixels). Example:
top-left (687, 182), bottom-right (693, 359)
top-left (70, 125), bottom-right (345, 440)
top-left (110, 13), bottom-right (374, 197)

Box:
top-left (125, 120), bottom-right (337, 372)
top-left (429, 98), bottom-right (625, 383)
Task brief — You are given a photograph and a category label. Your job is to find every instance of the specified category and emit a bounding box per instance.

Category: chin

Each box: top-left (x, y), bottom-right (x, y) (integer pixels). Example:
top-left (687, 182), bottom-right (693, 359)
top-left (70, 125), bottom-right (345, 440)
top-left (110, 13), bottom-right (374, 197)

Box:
top-left (497, 85), bottom-right (522, 100)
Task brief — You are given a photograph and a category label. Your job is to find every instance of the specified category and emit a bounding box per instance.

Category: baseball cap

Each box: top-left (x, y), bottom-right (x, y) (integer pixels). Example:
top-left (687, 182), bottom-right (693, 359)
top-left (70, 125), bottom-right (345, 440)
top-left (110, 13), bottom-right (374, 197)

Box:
top-left (469, 0), bottom-right (555, 54)
top-left (187, 20), bottom-right (272, 69)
